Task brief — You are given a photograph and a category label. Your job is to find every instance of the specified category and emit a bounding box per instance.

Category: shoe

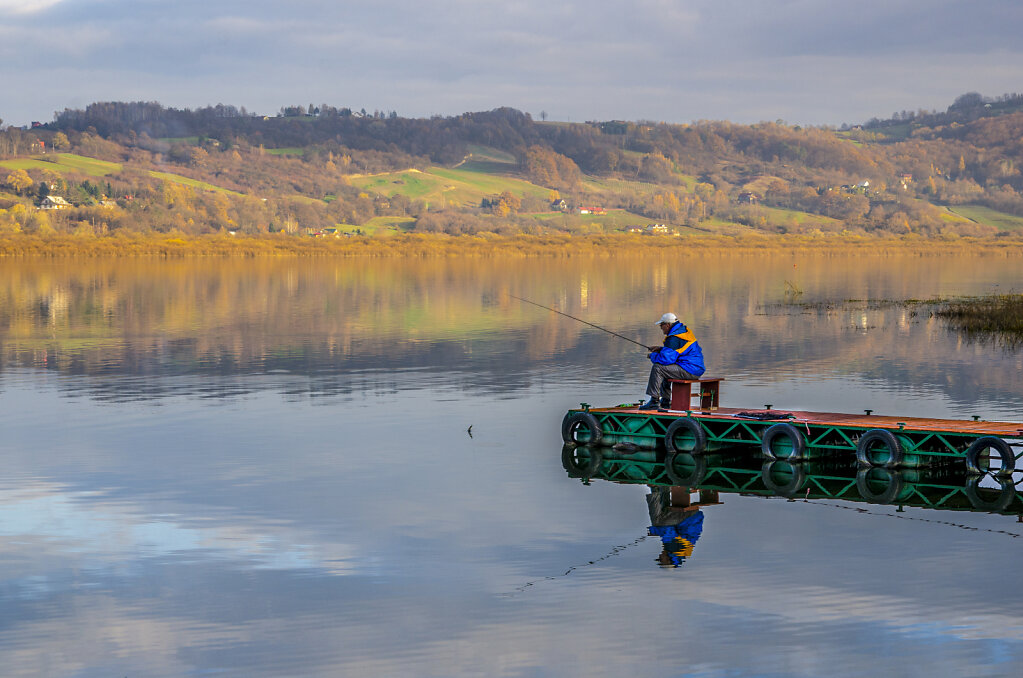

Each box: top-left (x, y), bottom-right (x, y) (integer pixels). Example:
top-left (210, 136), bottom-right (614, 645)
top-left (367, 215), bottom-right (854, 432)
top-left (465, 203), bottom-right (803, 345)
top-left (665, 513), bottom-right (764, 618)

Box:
top-left (638, 398), bottom-right (660, 410)
top-left (660, 398), bottom-right (672, 409)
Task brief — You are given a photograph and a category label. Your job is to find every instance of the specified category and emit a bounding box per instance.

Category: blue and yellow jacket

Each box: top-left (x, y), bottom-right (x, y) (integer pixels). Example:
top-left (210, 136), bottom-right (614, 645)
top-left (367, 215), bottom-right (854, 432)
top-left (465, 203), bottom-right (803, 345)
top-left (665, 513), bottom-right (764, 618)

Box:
top-left (650, 321), bottom-right (705, 376)
top-left (649, 511), bottom-right (704, 567)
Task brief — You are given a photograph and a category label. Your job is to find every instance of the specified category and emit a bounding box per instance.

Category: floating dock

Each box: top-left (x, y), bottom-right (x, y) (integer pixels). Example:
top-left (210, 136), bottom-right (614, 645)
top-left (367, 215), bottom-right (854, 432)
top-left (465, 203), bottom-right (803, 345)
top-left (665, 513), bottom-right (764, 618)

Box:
top-left (561, 445), bottom-right (1023, 515)
top-left (562, 383), bottom-right (1023, 473)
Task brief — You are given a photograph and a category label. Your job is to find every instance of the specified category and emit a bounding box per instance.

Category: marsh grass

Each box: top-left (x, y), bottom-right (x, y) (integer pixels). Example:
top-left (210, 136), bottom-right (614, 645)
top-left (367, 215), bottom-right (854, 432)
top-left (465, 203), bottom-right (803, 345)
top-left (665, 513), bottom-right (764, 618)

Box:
top-left (771, 290), bottom-right (1023, 350)
top-left (936, 294), bottom-right (1023, 348)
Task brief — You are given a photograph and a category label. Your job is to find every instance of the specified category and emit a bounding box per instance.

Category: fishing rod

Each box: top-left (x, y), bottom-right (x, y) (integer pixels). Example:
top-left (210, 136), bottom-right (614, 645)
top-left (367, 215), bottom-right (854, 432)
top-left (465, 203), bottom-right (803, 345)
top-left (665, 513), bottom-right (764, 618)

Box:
top-left (510, 294), bottom-right (651, 350)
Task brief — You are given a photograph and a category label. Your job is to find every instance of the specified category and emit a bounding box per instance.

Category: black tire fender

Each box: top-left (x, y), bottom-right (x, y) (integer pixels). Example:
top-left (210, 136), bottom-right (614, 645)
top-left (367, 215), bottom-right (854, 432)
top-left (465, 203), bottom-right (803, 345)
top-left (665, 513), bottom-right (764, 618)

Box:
top-left (561, 444), bottom-right (603, 478)
top-left (761, 422), bottom-right (806, 461)
top-left (965, 475), bottom-right (1017, 512)
top-left (855, 429), bottom-right (904, 468)
top-left (664, 450), bottom-right (707, 486)
top-left (964, 436), bottom-right (1016, 476)
top-left (855, 466), bottom-right (906, 505)
top-left (664, 417), bottom-right (708, 456)
top-left (761, 460), bottom-right (807, 498)
top-left (561, 412), bottom-right (603, 446)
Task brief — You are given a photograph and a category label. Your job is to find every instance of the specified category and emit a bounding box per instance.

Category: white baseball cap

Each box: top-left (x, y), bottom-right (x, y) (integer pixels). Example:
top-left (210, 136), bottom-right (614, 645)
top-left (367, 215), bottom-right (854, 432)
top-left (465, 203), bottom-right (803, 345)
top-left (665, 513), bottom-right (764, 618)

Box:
top-left (656, 313), bottom-right (677, 325)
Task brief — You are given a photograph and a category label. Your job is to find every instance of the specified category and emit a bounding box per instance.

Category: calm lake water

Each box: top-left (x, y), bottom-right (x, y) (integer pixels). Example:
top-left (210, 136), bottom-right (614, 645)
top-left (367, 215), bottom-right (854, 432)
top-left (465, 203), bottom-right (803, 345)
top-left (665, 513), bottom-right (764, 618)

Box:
top-left (1, 253), bottom-right (1022, 677)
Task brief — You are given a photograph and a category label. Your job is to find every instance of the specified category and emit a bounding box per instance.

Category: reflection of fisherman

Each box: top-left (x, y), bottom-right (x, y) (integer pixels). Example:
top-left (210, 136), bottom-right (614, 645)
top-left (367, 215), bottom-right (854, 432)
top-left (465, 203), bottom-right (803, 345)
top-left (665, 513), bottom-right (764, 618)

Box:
top-left (640, 313), bottom-right (706, 411)
top-left (646, 486), bottom-right (704, 568)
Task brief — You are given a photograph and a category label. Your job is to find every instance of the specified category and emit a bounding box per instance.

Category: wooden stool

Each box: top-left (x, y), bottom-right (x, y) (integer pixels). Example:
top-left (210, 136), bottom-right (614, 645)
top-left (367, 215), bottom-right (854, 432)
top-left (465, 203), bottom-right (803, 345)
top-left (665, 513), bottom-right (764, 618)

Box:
top-left (668, 378), bottom-right (722, 411)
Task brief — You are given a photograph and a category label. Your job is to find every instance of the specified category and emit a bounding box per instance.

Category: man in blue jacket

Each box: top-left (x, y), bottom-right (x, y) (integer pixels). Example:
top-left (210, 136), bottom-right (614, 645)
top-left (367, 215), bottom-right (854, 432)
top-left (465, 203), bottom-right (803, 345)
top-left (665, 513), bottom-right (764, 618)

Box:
top-left (646, 485), bottom-right (705, 568)
top-left (639, 312), bottom-right (705, 410)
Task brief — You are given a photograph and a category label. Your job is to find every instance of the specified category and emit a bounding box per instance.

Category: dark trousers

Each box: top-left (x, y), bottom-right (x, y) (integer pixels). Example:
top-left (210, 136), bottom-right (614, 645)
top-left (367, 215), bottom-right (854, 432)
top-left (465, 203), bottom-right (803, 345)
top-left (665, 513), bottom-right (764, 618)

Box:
top-left (646, 363), bottom-right (700, 400)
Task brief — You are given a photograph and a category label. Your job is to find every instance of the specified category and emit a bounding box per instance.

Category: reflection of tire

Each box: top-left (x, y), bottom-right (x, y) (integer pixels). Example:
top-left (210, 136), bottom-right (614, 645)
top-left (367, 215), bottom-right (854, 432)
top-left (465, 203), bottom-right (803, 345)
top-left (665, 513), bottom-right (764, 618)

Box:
top-left (561, 444), bottom-right (603, 477)
top-left (761, 460), bottom-right (807, 498)
top-left (965, 475), bottom-right (1017, 512)
top-left (856, 429), bottom-right (903, 468)
top-left (856, 467), bottom-right (906, 504)
top-left (761, 423), bottom-right (806, 461)
top-left (664, 418), bottom-right (707, 455)
top-left (965, 436), bottom-right (1016, 476)
top-left (664, 450), bottom-right (707, 486)
top-left (561, 412), bottom-right (603, 446)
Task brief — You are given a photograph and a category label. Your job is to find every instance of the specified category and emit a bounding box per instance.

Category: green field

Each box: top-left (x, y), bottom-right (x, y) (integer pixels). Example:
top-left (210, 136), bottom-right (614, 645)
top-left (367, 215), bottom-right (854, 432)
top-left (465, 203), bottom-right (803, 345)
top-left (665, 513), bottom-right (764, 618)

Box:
top-left (0, 153), bottom-right (122, 177)
top-left (337, 216), bottom-right (415, 235)
top-left (456, 145), bottom-right (518, 174)
top-left (948, 205), bottom-right (1023, 231)
top-left (465, 145), bottom-right (516, 164)
top-left (757, 205), bottom-right (841, 228)
top-left (579, 175), bottom-right (662, 196)
top-left (148, 170), bottom-right (243, 196)
top-left (1, 153), bottom-right (243, 194)
top-left (265, 147), bottom-right (305, 156)
top-left (351, 167), bottom-right (548, 207)
top-left (532, 208), bottom-right (653, 230)
top-left (699, 216), bottom-right (753, 232)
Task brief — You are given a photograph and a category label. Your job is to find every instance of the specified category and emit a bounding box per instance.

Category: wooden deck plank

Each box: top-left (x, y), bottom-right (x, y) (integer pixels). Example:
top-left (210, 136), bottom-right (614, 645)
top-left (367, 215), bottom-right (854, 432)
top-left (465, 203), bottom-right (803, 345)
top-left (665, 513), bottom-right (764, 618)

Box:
top-left (588, 406), bottom-right (1023, 437)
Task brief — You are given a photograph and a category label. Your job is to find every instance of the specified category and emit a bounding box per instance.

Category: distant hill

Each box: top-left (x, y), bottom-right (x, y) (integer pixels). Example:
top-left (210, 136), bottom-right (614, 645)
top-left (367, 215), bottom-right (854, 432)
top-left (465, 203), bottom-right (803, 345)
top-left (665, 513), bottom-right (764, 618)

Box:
top-left (1, 93), bottom-right (1022, 239)
top-left (857, 91), bottom-right (1023, 136)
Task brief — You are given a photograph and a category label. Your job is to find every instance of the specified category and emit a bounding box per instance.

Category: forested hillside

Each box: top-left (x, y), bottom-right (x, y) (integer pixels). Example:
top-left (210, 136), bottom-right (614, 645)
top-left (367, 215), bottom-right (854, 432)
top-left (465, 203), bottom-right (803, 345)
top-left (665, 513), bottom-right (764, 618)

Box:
top-left (2, 93), bottom-right (1023, 240)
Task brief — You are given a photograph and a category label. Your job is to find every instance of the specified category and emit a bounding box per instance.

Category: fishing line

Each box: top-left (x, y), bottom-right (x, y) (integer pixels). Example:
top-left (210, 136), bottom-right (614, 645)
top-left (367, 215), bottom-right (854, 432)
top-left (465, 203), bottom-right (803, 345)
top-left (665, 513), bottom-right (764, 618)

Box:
top-left (510, 294), bottom-right (650, 350)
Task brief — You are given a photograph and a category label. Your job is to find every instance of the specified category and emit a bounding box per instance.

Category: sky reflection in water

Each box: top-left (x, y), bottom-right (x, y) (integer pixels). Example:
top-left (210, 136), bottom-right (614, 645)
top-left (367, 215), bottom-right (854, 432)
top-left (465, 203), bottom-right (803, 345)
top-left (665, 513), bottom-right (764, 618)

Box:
top-left (0, 255), bottom-right (1022, 676)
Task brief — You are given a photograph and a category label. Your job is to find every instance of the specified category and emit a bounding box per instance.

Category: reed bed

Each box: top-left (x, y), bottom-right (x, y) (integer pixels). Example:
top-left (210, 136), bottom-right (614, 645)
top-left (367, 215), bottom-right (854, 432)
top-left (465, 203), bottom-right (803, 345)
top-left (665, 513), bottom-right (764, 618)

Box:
top-left (2, 232), bottom-right (1023, 258)
top-left (936, 294), bottom-right (1023, 348)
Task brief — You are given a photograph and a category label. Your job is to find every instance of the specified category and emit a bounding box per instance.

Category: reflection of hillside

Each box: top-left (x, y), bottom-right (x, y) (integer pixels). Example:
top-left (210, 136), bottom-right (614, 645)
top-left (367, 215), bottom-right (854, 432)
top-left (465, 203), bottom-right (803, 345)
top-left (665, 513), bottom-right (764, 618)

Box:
top-left (1, 256), bottom-right (1021, 402)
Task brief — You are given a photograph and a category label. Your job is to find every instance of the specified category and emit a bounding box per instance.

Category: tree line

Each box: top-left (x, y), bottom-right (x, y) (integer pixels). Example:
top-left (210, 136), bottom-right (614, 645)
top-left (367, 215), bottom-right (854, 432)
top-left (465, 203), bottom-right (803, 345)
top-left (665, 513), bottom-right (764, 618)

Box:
top-left (1, 93), bottom-right (1022, 238)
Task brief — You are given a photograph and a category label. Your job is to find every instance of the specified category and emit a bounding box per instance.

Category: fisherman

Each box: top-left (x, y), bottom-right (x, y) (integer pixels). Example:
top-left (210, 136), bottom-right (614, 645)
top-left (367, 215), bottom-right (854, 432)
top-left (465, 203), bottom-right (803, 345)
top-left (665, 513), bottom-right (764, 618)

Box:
top-left (646, 485), bottom-right (705, 568)
top-left (639, 312), bottom-right (705, 410)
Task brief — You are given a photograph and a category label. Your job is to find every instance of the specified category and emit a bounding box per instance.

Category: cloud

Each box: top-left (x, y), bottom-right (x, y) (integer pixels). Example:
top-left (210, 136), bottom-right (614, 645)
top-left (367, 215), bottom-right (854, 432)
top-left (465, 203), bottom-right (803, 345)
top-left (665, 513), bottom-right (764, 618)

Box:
top-left (0, 0), bottom-right (63, 14)
top-left (1, 0), bottom-right (1022, 125)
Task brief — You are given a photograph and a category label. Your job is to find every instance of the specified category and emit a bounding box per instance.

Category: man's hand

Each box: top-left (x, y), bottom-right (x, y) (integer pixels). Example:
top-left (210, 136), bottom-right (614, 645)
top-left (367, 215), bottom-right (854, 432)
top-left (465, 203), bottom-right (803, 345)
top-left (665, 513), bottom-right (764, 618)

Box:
top-left (647, 346), bottom-right (661, 352)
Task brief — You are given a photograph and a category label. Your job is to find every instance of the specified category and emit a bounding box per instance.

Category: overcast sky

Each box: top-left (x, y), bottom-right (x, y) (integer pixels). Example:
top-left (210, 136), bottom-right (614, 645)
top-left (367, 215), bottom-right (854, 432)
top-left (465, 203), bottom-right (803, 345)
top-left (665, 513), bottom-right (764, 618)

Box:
top-left (1, 0), bottom-right (1021, 127)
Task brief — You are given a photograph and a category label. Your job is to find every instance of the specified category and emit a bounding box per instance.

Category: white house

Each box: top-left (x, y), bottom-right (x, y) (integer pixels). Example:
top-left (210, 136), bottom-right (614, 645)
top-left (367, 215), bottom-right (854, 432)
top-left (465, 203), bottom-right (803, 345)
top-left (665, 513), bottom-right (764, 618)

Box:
top-left (40, 196), bottom-right (71, 210)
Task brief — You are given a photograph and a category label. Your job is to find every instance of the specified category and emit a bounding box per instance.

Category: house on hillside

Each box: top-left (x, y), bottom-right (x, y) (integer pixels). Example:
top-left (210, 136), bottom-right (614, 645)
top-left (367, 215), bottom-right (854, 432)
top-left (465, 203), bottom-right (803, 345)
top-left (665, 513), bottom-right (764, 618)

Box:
top-left (551, 198), bottom-right (568, 211)
top-left (40, 196), bottom-right (71, 210)
top-left (737, 192), bottom-right (759, 205)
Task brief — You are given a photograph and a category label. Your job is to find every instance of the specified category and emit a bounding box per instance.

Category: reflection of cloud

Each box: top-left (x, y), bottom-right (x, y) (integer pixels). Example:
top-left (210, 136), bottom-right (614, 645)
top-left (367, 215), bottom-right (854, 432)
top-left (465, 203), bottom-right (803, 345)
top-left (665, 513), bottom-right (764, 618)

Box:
top-left (682, 568), bottom-right (1023, 642)
top-left (0, 483), bottom-right (357, 575)
top-left (0, 0), bottom-right (63, 14)
top-left (203, 15), bottom-right (279, 35)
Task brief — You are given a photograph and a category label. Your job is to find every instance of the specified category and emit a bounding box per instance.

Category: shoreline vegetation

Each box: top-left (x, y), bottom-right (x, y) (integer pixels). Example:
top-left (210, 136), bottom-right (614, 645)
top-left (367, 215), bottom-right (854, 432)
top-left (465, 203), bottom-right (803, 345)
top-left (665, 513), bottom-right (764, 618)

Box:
top-left (936, 294), bottom-right (1023, 348)
top-left (2, 231), bottom-right (1023, 258)
top-left (771, 292), bottom-right (1023, 349)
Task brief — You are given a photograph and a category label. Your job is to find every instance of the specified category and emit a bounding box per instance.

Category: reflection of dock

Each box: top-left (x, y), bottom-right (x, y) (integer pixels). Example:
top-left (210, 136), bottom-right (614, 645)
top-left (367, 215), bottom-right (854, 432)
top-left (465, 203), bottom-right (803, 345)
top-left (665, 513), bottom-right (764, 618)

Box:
top-left (563, 403), bottom-right (1023, 473)
top-left (562, 446), bottom-right (1023, 515)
